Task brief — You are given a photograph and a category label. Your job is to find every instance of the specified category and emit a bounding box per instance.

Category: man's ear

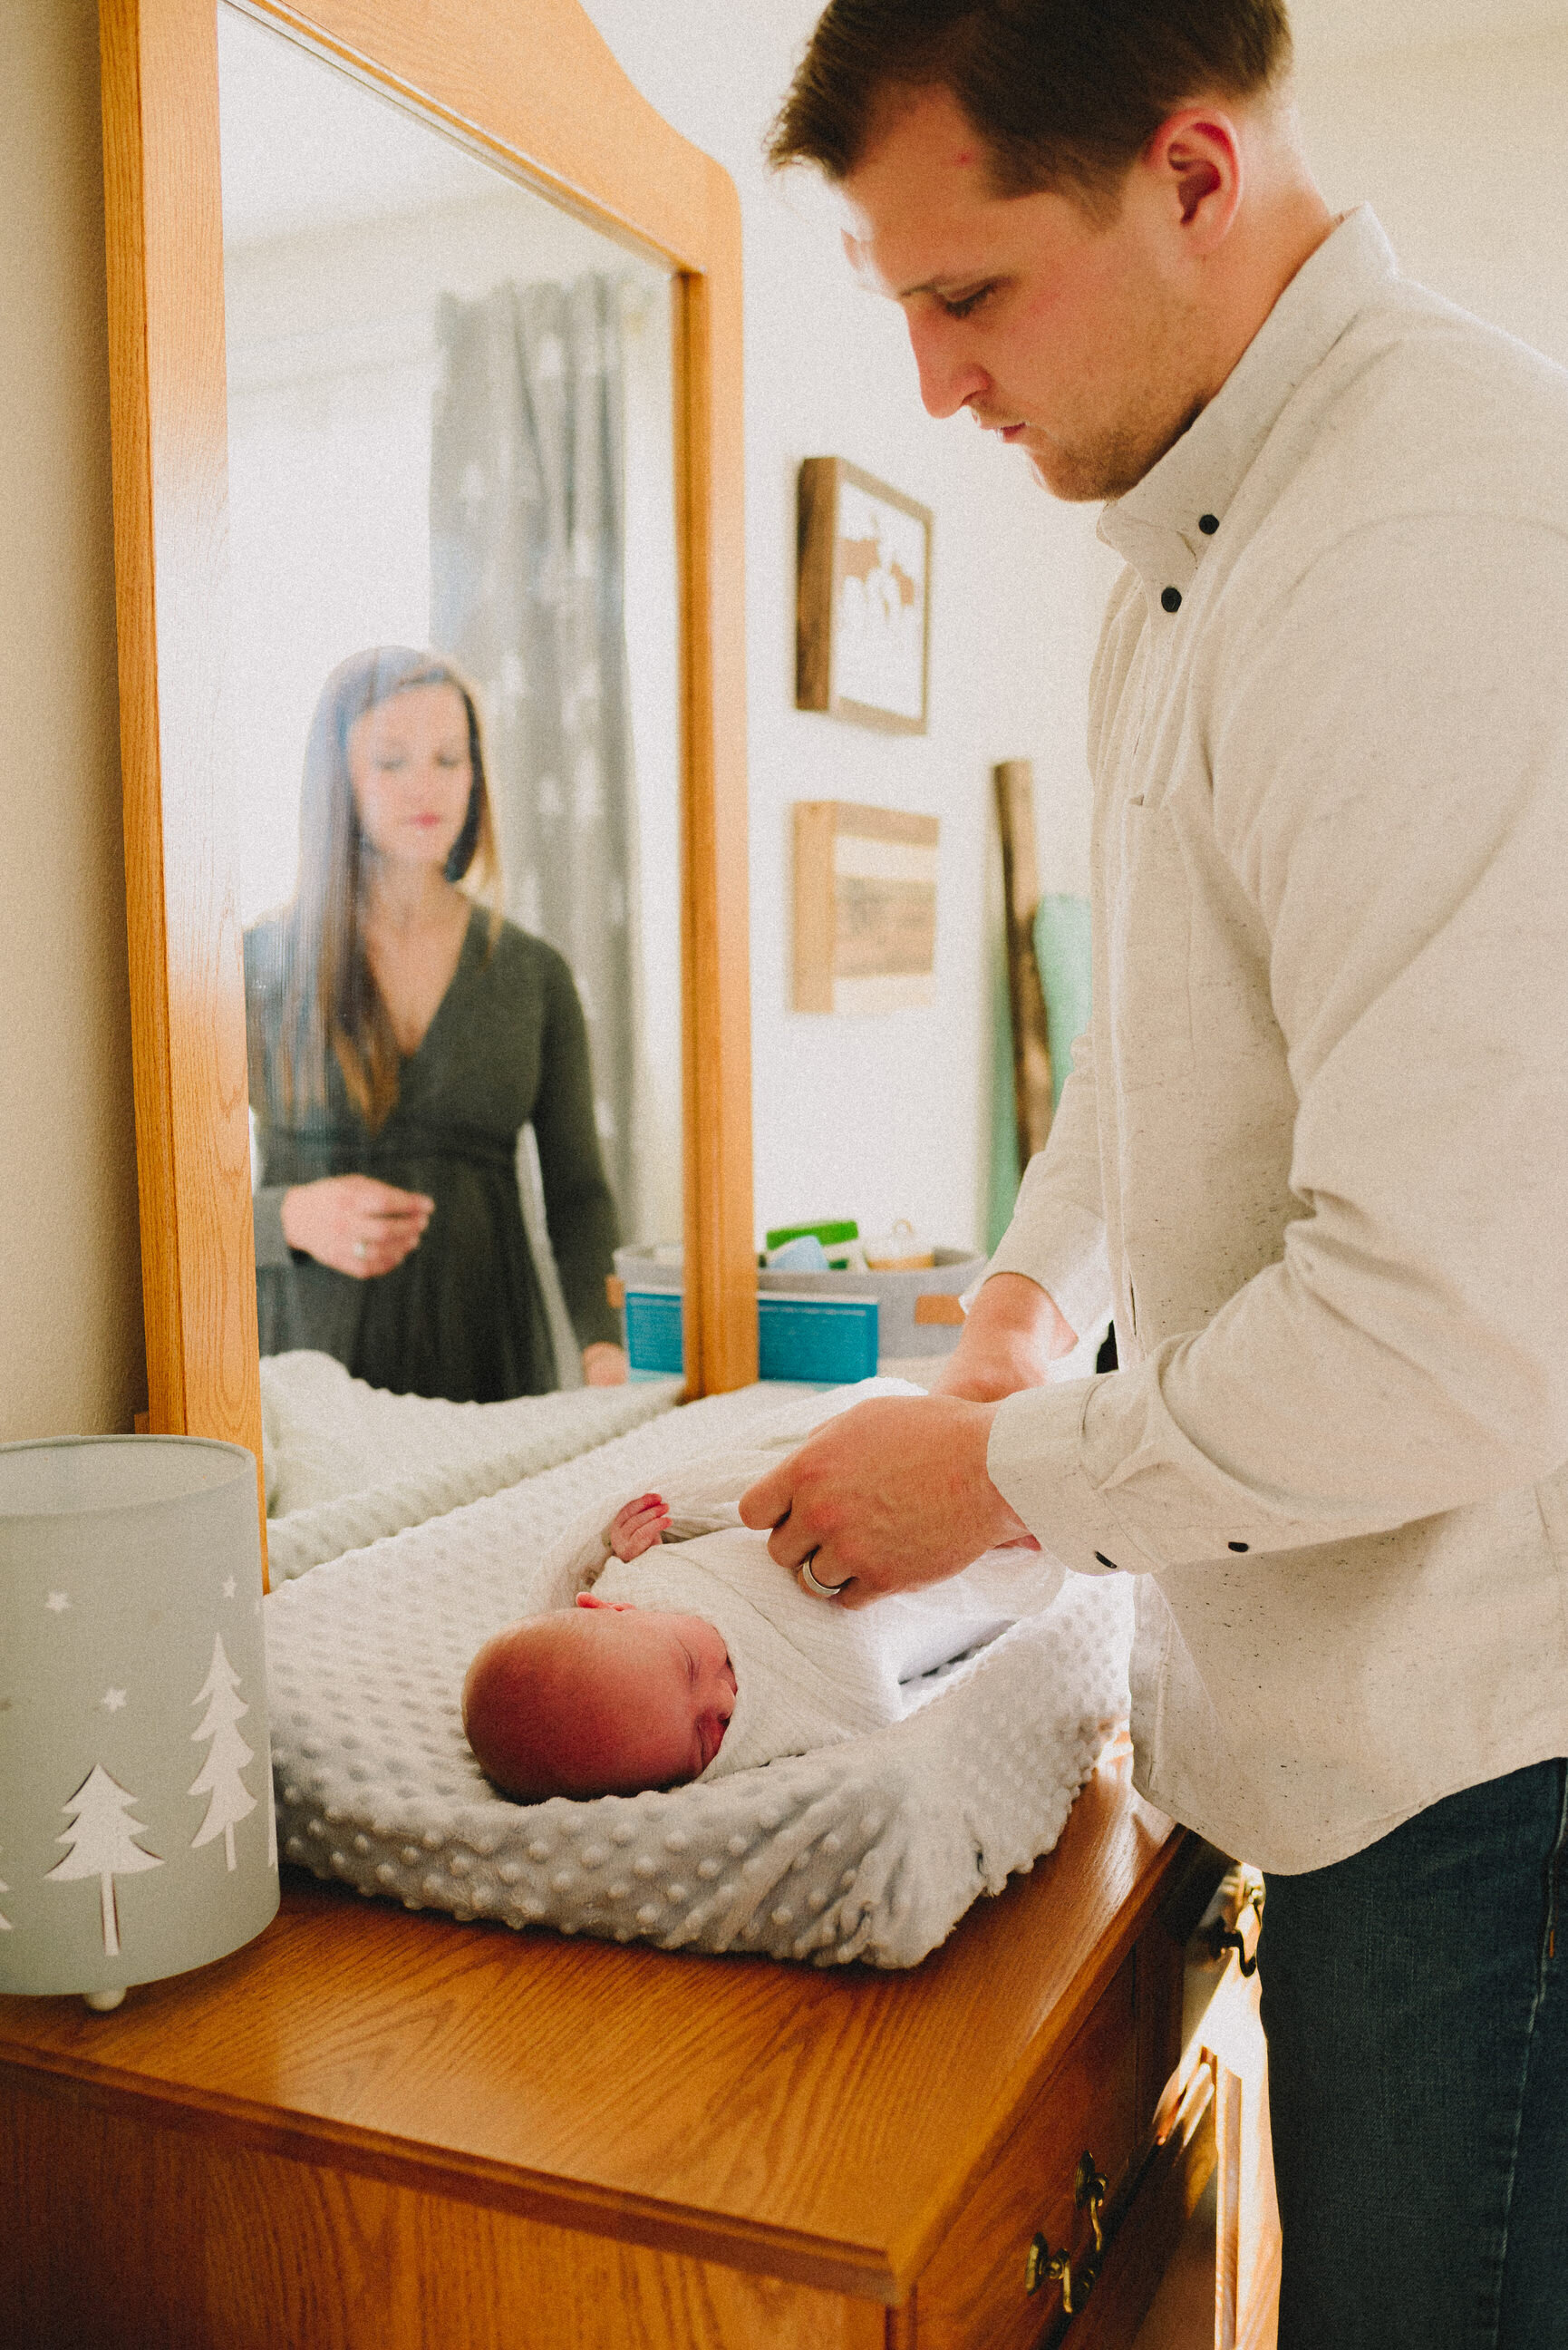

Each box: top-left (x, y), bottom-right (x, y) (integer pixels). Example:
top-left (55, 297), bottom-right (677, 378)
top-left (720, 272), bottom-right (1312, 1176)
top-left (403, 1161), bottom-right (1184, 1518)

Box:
top-left (1147, 107), bottom-right (1244, 246)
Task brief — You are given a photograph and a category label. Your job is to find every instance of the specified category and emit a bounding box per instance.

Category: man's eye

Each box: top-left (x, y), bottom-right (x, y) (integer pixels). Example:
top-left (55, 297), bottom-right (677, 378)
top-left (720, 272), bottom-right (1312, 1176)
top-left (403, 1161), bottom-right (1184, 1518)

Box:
top-left (943, 286), bottom-right (994, 320)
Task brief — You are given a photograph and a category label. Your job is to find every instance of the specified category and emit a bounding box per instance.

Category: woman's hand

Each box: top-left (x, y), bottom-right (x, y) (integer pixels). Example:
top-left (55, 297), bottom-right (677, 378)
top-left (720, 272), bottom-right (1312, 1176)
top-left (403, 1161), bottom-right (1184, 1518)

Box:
top-left (279, 1175), bottom-right (433, 1278)
top-left (582, 1343), bottom-right (629, 1386)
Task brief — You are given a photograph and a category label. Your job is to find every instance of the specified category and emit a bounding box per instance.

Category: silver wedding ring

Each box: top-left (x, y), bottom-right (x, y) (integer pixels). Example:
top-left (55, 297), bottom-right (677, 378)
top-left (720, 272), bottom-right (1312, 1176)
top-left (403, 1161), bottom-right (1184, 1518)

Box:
top-left (799, 1553), bottom-right (850, 1602)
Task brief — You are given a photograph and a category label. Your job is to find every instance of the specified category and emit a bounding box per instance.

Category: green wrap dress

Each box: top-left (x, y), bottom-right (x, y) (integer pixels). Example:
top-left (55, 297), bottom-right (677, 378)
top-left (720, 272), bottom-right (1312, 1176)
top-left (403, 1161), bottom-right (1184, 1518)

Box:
top-left (246, 909), bottom-right (622, 1402)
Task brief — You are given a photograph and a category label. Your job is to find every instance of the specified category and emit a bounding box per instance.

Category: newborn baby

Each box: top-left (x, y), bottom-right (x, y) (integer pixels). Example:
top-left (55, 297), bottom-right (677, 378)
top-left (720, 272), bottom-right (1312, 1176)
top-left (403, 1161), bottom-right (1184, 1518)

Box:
top-left (462, 1383), bottom-right (1066, 1801)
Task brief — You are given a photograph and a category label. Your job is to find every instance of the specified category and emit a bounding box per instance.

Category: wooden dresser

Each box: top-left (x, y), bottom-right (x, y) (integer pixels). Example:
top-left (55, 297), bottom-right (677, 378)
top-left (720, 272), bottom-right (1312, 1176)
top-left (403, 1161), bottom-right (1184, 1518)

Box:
top-left (0, 1742), bottom-right (1223, 2348)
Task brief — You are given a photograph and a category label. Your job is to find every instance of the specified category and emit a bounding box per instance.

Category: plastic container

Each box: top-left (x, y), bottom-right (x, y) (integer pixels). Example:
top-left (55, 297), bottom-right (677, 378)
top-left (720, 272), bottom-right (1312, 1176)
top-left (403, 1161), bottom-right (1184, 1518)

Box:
top-left (613, 1243), bottom-right (987, 1371)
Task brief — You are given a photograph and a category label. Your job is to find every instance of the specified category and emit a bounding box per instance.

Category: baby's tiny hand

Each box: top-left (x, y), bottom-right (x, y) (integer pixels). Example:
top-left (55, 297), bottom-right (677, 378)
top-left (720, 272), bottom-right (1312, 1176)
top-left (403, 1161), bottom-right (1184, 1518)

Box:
top-left (609, 1492), bottom-right (671, 1562)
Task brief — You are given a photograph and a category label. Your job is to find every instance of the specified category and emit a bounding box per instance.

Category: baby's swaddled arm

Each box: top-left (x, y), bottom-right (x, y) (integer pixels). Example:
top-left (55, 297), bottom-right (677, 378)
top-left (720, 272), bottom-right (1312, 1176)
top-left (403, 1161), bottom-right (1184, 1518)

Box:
top-left (876, 1547), bottom-right (1068, 1684)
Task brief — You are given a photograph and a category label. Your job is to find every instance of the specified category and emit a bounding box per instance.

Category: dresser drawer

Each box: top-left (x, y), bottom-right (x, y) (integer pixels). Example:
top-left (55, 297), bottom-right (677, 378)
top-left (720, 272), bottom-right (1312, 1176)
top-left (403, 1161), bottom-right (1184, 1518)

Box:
top-left (915, 1954), bottom-right (1140, 2350)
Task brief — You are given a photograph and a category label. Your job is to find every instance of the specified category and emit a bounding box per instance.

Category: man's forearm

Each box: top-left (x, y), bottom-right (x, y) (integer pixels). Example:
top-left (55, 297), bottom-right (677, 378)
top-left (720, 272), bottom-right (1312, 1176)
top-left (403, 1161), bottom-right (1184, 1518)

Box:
top-left (933, 1273), bottom-right (1078, 1402)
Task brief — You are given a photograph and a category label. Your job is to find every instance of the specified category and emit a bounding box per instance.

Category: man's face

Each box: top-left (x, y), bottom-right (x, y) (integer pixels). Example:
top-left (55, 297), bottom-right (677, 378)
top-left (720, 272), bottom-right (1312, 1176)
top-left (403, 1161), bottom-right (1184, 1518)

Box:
top-left (840, 86), bottom-right (1206, 502)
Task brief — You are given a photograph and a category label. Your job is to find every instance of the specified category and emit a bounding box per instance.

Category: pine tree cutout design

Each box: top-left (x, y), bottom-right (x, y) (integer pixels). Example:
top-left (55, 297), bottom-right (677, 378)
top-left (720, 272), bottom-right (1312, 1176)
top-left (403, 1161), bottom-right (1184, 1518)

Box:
top-left (188, 1633), bottom-right (256, 1869)
top-left (45, 1765), bottom-right (163, 1956)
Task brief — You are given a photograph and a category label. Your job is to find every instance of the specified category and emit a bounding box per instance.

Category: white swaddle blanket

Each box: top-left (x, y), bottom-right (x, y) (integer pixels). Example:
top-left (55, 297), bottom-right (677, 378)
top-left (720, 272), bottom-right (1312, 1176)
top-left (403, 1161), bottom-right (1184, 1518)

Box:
top-left (531, 1381), bottom-right (1067, 1778)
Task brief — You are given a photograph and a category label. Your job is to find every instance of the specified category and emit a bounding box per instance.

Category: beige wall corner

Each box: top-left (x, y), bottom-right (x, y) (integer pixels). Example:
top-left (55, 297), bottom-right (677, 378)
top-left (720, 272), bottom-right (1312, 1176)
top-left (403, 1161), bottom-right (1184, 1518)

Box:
top-left (1, 0), bottom-right (144, 1439)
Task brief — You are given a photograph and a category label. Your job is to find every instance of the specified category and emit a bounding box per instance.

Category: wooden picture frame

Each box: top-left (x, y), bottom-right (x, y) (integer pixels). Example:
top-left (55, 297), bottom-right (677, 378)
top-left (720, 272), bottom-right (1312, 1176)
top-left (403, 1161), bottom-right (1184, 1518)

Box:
top-left (793, 801), bottom-right (939, 1015)
top-left (992, 759), bottom-right (1055, 1167)
top-left (797, 457), bottom-right (932, 733)
top-left (98, 0), bottom-right (758, 1576)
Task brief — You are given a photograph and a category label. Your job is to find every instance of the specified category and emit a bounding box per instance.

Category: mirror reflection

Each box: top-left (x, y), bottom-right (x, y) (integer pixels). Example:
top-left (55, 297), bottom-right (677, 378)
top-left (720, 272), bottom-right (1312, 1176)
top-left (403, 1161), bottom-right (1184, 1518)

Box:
top-left (217, 3), bottom-right (683, 1402)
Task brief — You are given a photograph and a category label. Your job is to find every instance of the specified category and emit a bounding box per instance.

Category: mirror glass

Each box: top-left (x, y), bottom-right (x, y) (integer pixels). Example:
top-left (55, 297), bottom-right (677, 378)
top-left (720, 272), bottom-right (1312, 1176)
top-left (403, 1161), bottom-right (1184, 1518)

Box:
top-left (216, 2), bottom-right (682, 1405)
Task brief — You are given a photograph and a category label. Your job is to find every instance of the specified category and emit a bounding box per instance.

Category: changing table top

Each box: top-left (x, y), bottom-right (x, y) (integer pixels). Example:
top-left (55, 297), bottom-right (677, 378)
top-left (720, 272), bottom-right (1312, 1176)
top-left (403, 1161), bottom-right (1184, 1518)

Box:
top-left (0, 1741), bottom-right (1182, 2303)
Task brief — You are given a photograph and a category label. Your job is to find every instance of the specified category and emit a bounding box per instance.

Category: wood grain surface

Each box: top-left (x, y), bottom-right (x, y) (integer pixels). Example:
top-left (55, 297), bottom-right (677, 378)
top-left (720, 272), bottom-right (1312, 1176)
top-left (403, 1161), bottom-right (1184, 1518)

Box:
top-left (992, 759), bottom-right (1055, 1173)
top-left (100, 0), bottom-right (266, 1554)
top-left (0, 1743), bottom-right (1181, 2306)
top-left (100, 0), bottom-right (758, 1461)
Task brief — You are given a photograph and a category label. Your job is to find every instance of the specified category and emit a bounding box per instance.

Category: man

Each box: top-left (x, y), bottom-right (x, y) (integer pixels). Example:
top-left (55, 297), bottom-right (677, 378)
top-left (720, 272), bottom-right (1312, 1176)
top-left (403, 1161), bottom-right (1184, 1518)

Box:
top-left (740, 6), bottom-right (1568, 2344)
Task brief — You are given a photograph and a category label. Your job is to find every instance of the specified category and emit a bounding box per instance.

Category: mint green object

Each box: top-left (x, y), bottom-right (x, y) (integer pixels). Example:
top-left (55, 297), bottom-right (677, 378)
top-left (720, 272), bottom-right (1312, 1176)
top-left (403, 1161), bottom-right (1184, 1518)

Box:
top-left (1035, 893), bottom-right (1093, 1113)
top-left (987, 951), bottom-right (1021, 1254)
top-left (987, 893), bottom-right (1092, 1253)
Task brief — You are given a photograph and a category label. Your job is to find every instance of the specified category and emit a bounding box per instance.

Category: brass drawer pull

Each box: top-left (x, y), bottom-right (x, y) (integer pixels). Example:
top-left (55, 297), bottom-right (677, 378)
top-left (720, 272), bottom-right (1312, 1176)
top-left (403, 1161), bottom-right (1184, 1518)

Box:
top-left (1023, 2151), bottom-right (1109, 2310)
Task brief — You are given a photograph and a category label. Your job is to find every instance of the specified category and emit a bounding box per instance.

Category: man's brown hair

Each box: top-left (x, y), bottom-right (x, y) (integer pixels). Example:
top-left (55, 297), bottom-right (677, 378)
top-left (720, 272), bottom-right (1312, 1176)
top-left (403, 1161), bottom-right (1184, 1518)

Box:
top-left (768, 0), bottom-right (1293, 210)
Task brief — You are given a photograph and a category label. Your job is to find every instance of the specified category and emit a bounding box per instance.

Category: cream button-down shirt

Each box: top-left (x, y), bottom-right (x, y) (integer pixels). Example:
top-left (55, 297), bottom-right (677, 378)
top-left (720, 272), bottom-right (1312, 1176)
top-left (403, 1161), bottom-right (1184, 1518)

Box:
top-left (986, 209), bottom-right (1568, 1873)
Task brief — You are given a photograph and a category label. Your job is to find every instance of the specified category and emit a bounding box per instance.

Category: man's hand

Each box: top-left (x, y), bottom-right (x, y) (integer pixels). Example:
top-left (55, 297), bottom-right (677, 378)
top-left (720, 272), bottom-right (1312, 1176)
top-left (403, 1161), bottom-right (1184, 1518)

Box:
top-left (738, 1395), bottom-right (1036, 1610)
top-left (931, 1272), bottom-right (1077, 1401)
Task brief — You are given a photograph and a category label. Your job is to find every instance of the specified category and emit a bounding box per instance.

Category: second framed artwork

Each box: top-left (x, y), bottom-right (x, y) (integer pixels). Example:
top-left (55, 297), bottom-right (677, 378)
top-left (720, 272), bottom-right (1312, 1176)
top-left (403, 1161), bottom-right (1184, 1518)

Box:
top-left (797, 457), bottom-right (932, 733)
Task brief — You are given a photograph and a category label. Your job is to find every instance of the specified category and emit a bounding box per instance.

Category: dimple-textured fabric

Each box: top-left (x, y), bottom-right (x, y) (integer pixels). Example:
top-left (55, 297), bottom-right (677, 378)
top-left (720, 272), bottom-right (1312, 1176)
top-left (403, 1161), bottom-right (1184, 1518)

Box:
top-left (266, 1384), bottom-right (1133, 1966)
top-left (261, 1350), bottom-right (683, 1578)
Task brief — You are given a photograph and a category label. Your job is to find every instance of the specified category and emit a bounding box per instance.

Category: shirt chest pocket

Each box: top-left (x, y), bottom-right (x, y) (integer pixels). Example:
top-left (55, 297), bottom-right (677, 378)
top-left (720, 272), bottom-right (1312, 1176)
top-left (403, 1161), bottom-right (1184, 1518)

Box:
top-left (1108, 800), bottom-right (1195, 1093)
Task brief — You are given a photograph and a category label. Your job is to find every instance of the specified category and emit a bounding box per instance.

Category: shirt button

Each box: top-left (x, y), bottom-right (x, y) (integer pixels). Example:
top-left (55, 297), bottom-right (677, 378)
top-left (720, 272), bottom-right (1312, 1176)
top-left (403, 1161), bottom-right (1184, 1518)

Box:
top-left (1228, 1541), bottom-right (1249, 1553)
top-left (1199, 513), bottom-right (1220, 535)
top-left (1094, 1551), bottom-right (1120, 1570)
top-left (1161, 586), bottom-right (1182, 613)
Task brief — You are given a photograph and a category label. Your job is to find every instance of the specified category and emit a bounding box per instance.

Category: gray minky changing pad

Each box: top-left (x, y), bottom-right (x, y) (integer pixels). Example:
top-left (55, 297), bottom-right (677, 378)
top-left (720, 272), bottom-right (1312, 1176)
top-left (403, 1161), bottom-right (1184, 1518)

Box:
top-left (266, 1385), bottom-right (1134, 1968)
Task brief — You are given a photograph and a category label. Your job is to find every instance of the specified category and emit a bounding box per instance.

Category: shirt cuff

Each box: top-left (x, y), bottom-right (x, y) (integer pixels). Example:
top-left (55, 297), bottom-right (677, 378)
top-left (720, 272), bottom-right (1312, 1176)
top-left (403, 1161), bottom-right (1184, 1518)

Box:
top-left (989, 1345), bottom-right (1335, 1577)
top-left (987, 1379), bottom-right (1140, 1577)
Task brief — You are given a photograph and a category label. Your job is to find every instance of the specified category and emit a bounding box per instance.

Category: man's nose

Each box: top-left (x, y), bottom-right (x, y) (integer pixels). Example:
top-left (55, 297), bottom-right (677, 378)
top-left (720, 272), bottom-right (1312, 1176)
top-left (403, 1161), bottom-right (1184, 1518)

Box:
top-left (907, 316), bottom-right (990, 420)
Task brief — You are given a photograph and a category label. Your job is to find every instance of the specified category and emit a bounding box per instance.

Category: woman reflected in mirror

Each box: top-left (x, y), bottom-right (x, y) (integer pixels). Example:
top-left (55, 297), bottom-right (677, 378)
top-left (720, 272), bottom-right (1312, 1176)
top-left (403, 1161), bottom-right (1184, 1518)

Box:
top-left (245, 646), bottom-right (628, 1400)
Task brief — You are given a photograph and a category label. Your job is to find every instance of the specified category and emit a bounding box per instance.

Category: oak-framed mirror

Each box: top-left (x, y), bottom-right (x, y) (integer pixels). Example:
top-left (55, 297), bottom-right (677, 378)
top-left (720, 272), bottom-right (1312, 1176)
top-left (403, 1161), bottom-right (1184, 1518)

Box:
top-left (99, 0), bottom-right (757, 1556)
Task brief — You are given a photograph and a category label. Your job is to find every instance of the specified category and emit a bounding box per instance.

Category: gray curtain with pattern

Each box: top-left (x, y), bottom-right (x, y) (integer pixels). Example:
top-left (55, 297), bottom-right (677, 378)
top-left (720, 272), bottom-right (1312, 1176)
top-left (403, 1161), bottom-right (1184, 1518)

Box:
top-left (430, 273), bottom-right (637, 1233)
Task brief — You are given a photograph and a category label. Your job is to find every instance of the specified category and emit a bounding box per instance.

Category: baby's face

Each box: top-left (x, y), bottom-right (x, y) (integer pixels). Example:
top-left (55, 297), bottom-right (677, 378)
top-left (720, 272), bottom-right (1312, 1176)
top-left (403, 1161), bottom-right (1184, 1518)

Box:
top-left (462, 1600), bottom-right (738, 1801)
top-left (570, 1597), bottom-right (738, 1787)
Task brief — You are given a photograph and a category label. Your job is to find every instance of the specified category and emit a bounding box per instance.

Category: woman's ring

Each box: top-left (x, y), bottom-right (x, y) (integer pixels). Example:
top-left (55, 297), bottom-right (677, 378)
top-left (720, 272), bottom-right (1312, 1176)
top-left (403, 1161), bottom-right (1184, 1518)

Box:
top-left (799, 1554), bottom-right (850, 1602)
top-left (353, 1239), bottom-right (368, 1261)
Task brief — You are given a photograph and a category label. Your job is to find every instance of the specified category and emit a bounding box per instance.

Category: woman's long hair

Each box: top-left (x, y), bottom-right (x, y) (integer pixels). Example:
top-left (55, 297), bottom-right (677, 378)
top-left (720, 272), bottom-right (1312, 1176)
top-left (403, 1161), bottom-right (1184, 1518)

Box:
top-left (267, 647), bottom-right (502, 1132)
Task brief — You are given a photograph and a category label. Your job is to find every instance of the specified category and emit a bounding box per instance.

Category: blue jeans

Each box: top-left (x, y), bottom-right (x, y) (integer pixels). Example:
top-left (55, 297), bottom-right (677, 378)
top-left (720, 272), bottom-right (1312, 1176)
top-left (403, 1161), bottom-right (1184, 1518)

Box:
top-left (1258, 1758), bottom-right (1568, 2350)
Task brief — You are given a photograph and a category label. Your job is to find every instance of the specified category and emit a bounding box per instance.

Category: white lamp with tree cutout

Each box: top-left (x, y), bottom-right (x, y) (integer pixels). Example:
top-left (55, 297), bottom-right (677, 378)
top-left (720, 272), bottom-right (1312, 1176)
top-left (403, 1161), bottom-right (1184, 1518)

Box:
top-left (0, 1436), bottom-right (278, 2011)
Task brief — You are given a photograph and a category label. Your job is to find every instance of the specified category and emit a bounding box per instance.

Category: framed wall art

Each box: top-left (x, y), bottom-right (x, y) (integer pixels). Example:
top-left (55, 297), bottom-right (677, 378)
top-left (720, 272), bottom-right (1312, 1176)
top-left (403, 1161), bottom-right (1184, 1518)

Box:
top-left (793, 800), bottom-right (939, 1014)
top-left (797, 457), bottom-right (932, 733)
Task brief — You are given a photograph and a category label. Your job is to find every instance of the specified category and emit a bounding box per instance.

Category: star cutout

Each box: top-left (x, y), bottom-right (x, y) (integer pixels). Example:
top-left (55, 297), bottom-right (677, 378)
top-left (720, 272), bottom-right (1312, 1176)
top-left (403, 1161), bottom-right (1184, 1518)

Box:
top-left (101, 1688), bottom-right (128, 1713)
top-left (44, 1592), bottom-right (70, 1613)
top-left (222, 1577), bottom-right (237, 1600)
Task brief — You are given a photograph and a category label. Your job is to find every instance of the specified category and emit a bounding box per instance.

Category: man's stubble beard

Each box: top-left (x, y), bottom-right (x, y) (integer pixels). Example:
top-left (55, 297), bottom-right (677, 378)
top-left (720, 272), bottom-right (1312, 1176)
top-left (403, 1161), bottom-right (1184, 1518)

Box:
top-left (1025, 396), bottom-right (1205, 502)
top-left (1023, 283), bottom-right (1209, 505)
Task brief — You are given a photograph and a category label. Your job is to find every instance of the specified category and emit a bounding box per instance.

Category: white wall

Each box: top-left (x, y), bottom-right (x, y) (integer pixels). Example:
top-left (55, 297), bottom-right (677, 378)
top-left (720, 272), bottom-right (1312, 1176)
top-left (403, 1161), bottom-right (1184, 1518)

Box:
top-left (1292, 23), bottom-right (1568, 367)
top-left (581, 0), bottom-right (1117, 1257)
top-left (0, 0), bottom-right (144, 1440)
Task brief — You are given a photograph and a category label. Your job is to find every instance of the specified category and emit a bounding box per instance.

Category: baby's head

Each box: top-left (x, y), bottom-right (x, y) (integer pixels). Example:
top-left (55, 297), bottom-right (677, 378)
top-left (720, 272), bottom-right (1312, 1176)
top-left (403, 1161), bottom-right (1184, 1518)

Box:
top-left (462, 1597), bottom-right (738, 1801)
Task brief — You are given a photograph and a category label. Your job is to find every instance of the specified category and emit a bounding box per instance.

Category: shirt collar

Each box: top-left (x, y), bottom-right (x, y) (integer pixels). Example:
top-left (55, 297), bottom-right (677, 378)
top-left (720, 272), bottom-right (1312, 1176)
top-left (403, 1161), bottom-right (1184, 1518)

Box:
top-left (1099, 205), bottom-right (1399, 598)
